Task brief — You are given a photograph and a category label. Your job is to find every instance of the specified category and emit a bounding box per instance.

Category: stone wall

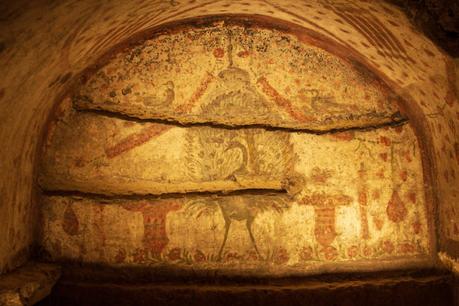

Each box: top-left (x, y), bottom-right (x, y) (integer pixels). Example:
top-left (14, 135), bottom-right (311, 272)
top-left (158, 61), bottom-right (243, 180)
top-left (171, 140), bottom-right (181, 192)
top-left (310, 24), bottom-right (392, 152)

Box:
top-left (0, 0), bottom-right (456, 274)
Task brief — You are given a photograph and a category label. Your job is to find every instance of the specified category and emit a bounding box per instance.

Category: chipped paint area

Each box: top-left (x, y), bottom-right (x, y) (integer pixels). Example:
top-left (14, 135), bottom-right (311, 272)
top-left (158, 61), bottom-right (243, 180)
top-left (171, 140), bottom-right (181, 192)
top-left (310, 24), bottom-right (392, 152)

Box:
top-left (75, 24), bottom-right (403, 131)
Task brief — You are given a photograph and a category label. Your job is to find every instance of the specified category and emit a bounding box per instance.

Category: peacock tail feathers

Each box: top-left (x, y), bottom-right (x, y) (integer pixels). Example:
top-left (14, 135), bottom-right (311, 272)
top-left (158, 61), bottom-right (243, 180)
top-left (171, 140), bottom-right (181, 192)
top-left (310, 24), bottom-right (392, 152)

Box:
top-left (185, 127), bottom-right (296, 182)
top-left (185, 127), bottom-right (244, 181)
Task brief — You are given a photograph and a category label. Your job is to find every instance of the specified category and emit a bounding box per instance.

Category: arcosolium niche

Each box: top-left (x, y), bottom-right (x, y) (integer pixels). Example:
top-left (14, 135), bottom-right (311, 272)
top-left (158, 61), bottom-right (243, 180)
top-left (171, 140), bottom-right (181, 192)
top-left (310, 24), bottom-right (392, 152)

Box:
top-left (39, 19), bottom-right (432, 275)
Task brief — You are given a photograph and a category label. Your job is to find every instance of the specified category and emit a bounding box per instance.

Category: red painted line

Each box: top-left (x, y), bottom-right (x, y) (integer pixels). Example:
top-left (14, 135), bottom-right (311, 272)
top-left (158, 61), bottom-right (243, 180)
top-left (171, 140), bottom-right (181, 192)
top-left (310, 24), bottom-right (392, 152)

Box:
top-left (105, 124), bottom-right (172, 159)
top-left (175, 72), bottom-right (214, 114)
top-left (369, 14), bottom-right (408, 58)
top-left (257, 76), bottom-right (313, 123)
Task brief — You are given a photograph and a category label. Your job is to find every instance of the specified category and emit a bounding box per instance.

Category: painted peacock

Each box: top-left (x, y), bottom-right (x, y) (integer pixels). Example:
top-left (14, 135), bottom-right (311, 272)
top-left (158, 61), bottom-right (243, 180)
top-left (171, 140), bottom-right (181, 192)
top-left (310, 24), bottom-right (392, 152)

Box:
top-left (184, 127), bottom-right (296, 260)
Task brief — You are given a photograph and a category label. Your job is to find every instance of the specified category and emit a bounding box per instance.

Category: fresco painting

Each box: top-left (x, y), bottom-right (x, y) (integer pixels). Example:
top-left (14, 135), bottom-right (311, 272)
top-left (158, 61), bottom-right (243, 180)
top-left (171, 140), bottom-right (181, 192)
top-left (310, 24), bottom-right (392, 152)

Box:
top-left (0, 0), bottom-right (457, 279)
top-left (74, 24), bottom-right (404, 131)
top-left (39, 24), bottom-right (431, 271)
top-left (41, 120), bottom-right (430, 268)
top-left (40, 111), bottom-right (293, 195)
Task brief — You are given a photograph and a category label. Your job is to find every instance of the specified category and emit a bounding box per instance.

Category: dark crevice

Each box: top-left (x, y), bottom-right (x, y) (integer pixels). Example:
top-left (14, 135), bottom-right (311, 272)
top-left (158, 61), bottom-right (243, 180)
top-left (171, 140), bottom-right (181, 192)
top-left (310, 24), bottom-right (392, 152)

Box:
top-left (41, 187), bottom-right (289, 202)
top-left (75, 107), bottom-right (408, 135)
top-left (38, 260), bottom-right (444, 285)
top-left (387, 0), bottom-right (459, 56)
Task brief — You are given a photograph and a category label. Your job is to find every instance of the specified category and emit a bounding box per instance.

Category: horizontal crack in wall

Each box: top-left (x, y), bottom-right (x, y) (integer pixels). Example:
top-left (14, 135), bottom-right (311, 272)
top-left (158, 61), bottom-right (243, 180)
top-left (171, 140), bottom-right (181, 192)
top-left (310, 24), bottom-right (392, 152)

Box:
top-left (77, 108), bottom-right (408, 135)
top-left (41, 188), bottom-right (289, 202)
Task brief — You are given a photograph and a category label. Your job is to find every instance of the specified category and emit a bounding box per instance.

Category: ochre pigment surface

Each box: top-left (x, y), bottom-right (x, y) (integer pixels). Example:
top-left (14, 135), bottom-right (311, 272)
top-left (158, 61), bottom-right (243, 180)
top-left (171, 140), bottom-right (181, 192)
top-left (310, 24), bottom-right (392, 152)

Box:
top-left (40, 111), bottom-right (293, 195)
top-left (74, 24), bottom-right (404, 131)
top-left (40, 63), bottom-right (430, 272)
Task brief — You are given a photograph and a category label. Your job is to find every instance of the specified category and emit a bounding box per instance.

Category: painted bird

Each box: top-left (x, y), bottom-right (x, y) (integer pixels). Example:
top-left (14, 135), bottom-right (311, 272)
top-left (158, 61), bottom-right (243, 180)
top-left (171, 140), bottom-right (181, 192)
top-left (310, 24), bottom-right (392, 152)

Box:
top-left (185, 193), bottom-right (289, 261)
top-left (185, 135), bottom-right (292, 260)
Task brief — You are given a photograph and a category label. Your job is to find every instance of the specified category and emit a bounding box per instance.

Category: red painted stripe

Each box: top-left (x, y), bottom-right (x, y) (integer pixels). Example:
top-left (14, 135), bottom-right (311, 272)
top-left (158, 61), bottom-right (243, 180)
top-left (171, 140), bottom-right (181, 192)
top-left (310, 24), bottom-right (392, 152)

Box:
top-left (175, 72), bottom-right (214, 114)
top-left (370, 15), bottom-right (409, 58)
top-left (105, 124), bottom-right (172, 158)
top-left (257, 77), bottom-right (313, 123)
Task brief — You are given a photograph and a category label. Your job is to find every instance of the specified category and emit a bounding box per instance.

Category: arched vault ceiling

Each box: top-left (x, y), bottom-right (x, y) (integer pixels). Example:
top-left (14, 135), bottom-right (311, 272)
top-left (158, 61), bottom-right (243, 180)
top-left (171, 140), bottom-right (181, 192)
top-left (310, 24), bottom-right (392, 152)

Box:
top-left (0, 0), bottom-right (457, 273)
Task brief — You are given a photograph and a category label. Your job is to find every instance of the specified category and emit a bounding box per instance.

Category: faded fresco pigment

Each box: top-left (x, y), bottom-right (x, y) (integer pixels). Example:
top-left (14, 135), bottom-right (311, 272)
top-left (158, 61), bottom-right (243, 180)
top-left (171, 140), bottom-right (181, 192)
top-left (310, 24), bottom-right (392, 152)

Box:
top-left (40, 103), bottom-right (430, 271)
top-left (74, 24), bottom-right (404, 132)
top-left (40, 110), bottom-right (293, 195)
top-left (1, 0), bottom-right (458, 275)
top-left (37, 23), bottom-right (434, 273)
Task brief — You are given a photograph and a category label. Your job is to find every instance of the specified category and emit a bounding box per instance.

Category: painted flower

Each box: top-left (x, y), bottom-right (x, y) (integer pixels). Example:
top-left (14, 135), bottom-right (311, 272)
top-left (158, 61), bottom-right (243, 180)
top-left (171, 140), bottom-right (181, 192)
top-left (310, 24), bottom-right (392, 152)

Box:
top-left (167, 247), bottom-right (182, 261)
top-left (382, 240), bottom-right (394, 254)
top-left (194, 250), bottom-right (206, 263)
top-left (322, 246), bottom-right (338, 261)
top-left (274, 248), bottom-right (289, 264)
top-left (299, 246), bottom-right (314, 261)
top-left (246, 250), bottom-right (259, 261)
top-left (347, 245), bottom-right (359, 259)
top-left (310, 167), bottom-right (333, 184)
top-left (363, 245), bottom-right (373, 257)
top-left (398, 242), bottom-right (416, 254)
top-left (62, 205), bottom-right (79, 236)
top-left (225, 251), bottom-right (242, 261)
top-left (133, 248), bottom-right (146, 263)
top-left (379, 153), bottom-right (388, 162)
top-left (379, 136), bottom-right (391, 146)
